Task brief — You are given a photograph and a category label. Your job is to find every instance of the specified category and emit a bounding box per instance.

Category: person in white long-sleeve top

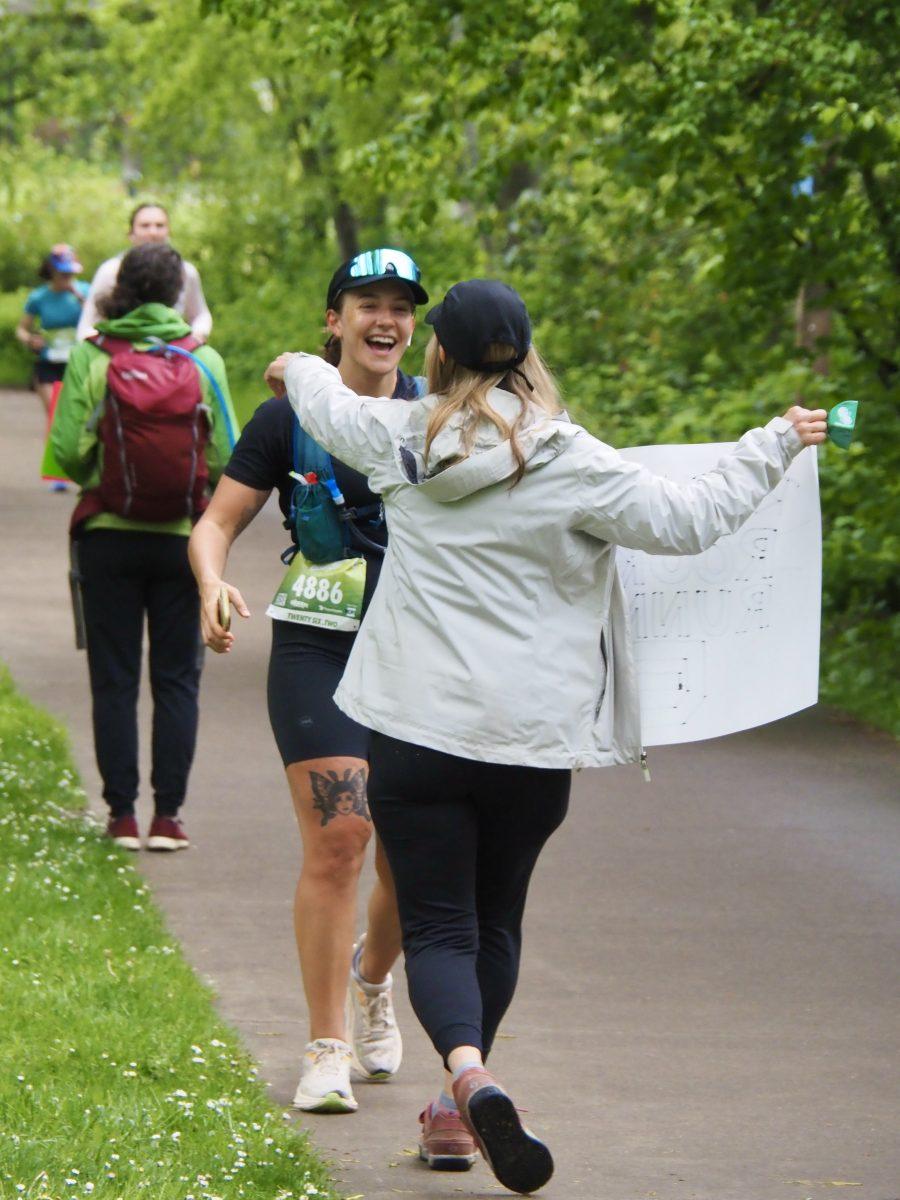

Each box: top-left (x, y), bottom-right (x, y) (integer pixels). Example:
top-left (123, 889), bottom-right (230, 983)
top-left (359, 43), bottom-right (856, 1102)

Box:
top-left (265, 279), bottom-right (828, 1196)
top-left (77, 203), bottom-right (212, 342)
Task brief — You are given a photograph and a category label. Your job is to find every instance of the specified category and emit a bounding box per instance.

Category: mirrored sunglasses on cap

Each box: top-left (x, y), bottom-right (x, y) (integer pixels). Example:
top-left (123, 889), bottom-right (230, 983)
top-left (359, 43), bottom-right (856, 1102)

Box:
top-left (347, 248), bottom-right (422, 285)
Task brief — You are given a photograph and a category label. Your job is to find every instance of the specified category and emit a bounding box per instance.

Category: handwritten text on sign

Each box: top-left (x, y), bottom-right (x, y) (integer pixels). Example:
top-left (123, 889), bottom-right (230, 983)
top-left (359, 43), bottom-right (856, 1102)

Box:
top-left (618, 443), bottom-right (821, 746)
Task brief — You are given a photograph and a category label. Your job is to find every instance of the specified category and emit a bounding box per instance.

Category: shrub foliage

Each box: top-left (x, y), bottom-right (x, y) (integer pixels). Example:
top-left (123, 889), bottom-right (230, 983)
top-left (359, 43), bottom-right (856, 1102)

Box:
top-left (1, 0), bottom-right (896, 731)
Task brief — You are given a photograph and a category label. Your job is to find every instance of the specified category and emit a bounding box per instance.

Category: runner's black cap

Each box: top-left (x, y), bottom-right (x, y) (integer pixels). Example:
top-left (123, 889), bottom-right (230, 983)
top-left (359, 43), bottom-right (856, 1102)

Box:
top-left (425, 279), bottom-right (531, 372)
top-left (327, 247), bottom-right (428, 308)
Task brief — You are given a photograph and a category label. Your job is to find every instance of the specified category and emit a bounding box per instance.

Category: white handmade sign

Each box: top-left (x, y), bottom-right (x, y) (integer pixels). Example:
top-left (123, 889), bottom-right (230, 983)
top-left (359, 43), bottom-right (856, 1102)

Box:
top-left (618, 443), bottom-right (821, 746)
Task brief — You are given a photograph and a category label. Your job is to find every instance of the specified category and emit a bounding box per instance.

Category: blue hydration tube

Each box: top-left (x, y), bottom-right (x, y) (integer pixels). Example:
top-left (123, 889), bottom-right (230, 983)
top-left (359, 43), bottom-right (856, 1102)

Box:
top-left (146, 337), bottom-right (238, 451)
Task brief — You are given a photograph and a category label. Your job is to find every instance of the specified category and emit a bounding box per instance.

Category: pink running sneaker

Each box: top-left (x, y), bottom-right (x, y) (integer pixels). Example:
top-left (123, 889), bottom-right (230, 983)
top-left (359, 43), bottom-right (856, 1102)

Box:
top-left (146, 815), bottom-right (190, 851)
top-left (106, 814), bottom-right (140, 851)
top-left (418, 1101), bottom-right (477, 1171)
top-left (452, 1066), bottom-right (553, 1195)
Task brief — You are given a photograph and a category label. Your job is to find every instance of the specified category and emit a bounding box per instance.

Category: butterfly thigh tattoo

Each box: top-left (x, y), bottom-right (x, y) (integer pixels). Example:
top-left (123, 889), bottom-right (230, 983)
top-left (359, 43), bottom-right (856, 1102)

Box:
top-left (310, 767), bottom-right (370, 827)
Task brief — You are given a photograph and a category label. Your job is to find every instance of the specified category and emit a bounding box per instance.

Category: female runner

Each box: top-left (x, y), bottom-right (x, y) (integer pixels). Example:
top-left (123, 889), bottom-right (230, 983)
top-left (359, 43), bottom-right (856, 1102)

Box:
top-left (189, 249), bottom-right (428, 1113)
top-left (16, 244), bottom-right (88, 415)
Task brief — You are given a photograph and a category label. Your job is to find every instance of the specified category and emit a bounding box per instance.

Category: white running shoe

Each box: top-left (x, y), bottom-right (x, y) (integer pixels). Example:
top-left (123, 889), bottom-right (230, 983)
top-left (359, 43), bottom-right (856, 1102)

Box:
top-left (345, 936), bottom-right (403, 1081)
top-left (292, 1039), bottom-right (358, 1113)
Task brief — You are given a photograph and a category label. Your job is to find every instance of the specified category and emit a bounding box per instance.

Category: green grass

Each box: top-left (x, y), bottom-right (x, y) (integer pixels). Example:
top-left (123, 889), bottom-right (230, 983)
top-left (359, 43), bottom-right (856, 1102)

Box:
top-left (0, 666), bottom-right (341, 1200)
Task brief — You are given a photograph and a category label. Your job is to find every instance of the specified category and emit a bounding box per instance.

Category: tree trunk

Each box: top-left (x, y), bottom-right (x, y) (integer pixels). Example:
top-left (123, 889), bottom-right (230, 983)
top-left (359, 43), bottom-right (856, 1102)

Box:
top-left (333, 201), bottom-right (359, 261)
top-left (795, 282), bottom-right (831, 377)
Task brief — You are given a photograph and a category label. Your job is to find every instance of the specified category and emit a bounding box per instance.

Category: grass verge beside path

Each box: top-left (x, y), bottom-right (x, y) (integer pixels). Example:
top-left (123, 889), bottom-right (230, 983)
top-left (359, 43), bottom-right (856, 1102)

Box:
top-left (0, 666), bottom-right (340, 1200)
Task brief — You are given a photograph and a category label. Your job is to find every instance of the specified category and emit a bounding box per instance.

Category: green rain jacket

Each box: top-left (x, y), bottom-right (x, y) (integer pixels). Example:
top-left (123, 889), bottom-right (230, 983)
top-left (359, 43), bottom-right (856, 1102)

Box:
top-left (52, 303), bottom-right (238, 536)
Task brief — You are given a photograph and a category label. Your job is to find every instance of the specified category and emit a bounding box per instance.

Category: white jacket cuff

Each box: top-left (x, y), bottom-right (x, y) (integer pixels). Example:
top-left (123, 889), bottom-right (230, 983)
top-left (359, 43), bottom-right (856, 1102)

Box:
top-left (764, 415), bottom-right (805, 462)
top-left (284, 351), bottom-right (333, 390)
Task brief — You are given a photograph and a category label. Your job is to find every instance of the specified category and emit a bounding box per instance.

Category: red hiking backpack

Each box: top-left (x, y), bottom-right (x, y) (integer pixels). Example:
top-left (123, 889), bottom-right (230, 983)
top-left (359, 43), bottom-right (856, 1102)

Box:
top-left (71, 334), bottom-right (211, 528)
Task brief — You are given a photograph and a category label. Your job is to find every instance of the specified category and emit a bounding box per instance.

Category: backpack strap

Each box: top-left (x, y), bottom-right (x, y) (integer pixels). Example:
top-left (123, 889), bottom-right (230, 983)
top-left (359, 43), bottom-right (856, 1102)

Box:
top-left (282, 419), bottom-right (336, 561)
top-left (285, 365), bottom-right (428, 558)
top-left (287, 416), bottom-right (385, 559)
top-left (292, 416), bottom-right (334, 480)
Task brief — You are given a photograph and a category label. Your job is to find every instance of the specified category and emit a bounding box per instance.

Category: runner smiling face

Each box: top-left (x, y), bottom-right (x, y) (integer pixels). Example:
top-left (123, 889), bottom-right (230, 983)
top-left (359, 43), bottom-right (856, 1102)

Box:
top-left (326, 280), bottom-right (415, 380)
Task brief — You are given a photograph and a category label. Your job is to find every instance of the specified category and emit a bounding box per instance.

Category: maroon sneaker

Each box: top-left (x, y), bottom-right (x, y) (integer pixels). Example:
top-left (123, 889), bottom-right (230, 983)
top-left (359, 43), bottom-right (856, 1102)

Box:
top-left (452, 1066), bottom-right (553, 1195)
top-left (418, 1101), bottom-right (477, 1171)
top-left (106, 814), bottom-right (140, 851)
top-left (146, 815), bottom-right (190, 851)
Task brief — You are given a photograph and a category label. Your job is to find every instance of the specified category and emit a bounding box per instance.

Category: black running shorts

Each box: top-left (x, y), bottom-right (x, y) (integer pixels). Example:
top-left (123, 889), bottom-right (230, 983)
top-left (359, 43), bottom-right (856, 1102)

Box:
top-left (266, 618), bottom-right (371, 767)
top-left (35, 360), bottom-right (67, 384)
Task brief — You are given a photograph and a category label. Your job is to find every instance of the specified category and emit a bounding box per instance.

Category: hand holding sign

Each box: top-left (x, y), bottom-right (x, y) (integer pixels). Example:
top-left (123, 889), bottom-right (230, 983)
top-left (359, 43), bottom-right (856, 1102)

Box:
top-left (783, 405), bottom-right (828, 445)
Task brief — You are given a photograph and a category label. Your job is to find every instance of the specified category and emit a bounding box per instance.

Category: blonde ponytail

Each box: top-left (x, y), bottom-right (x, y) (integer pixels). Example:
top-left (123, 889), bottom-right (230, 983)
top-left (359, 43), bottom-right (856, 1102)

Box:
top-left (423, 337), bottom-right (562, 485)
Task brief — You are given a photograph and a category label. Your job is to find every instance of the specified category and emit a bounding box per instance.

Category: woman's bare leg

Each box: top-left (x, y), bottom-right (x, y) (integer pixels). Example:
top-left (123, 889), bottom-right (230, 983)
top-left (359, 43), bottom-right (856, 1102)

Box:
top-left (286, 755), bottom-right (372, 1041)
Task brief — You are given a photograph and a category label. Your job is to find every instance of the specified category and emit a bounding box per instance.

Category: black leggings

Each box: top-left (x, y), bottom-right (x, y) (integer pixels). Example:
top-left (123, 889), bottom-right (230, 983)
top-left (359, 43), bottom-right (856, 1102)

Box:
top-left (367, 732), bottom-right (570, 1064)
top-left (78, 529), bottom-right (201, 817)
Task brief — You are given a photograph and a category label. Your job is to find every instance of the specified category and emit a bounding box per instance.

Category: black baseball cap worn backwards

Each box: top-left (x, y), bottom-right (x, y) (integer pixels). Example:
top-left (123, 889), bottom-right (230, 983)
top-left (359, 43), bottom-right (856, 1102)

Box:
top-left (425, 279), bottom-right (532, 373)
top-left (327, 247), bottom-right (429, 309)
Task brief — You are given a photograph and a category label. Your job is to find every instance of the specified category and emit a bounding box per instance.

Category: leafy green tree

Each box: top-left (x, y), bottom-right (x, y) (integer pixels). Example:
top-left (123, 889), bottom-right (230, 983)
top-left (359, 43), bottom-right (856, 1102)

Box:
top-left (1, 0), bottom-right (895, 728)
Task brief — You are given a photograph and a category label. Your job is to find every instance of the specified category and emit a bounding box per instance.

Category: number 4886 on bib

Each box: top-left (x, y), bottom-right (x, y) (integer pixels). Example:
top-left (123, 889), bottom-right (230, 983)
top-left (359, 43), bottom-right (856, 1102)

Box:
top-left (295, 572), bottom-right (345, 606)
top-left (266, 551), bottom-right (367, 632)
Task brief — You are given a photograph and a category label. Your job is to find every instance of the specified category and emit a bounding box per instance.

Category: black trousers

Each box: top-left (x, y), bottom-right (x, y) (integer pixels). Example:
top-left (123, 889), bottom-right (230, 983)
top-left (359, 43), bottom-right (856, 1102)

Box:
top-left (368, 731), bottom-right (570, 1064)
top-left (77, 529), bottom-right (202, 817)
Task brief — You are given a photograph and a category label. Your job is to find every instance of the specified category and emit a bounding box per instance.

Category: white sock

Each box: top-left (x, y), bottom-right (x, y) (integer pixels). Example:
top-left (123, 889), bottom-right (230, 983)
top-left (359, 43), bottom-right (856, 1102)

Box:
top-left (452, 1061), bottom-right (483, 1079)
top-left (351, 940), bottom-right (391, 993)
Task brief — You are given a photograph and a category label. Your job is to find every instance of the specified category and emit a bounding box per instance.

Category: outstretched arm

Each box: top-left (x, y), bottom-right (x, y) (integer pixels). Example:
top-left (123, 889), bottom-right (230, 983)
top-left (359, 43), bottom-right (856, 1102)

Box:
top-left (266, 352), bottom-right (395, 480)
top-left (573, 406), bottom-right (827, 555)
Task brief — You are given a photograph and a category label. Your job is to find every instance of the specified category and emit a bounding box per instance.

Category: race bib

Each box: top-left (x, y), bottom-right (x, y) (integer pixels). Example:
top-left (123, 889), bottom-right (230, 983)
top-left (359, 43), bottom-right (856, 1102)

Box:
top-left (45, 328), bottom-right (77, 363)
top-left (266, 551), bottom-right (366, 632)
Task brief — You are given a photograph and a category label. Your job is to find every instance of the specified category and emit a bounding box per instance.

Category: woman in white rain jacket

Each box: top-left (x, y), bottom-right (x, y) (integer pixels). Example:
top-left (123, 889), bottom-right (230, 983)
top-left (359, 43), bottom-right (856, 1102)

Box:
top-left (265, 279), bottom-right (826, 1195)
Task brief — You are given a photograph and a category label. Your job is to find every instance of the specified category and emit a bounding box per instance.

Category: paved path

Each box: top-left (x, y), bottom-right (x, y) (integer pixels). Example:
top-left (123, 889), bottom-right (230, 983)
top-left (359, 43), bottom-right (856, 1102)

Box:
top-left (2, 386), bottom-right (899, 1200)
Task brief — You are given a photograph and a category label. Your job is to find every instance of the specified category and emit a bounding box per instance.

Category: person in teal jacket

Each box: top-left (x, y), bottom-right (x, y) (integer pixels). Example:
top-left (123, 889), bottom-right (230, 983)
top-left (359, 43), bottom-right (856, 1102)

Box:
top-left (52, 243), bottom-right (237, 852)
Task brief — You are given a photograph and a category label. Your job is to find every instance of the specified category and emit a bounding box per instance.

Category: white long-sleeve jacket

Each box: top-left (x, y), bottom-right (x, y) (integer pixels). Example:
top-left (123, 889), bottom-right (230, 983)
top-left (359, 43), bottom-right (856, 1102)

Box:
top-left (285, 354), bottom-right (808, 770)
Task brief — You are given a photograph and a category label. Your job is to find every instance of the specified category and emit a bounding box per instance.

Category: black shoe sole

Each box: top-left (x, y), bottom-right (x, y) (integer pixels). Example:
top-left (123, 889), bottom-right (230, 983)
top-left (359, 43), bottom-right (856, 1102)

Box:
top-left (467, 1086), bottom-right (553, 1194)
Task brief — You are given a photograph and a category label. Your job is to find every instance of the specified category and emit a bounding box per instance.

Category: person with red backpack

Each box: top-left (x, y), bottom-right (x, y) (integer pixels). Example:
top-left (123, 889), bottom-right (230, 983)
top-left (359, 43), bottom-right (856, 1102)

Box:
top-left (51, 242), bottom-right (237, 852)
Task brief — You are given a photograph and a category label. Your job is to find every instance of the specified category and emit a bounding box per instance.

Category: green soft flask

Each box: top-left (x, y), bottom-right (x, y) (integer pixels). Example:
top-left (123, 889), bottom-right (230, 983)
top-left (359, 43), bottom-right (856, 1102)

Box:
top-left (827, 401), bottom-right (858, 449)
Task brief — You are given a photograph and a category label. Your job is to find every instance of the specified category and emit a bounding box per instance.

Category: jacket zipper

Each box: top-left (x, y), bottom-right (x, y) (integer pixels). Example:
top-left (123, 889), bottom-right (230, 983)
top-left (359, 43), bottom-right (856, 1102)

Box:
top-left (640, 750), bottom-right (651, 783)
